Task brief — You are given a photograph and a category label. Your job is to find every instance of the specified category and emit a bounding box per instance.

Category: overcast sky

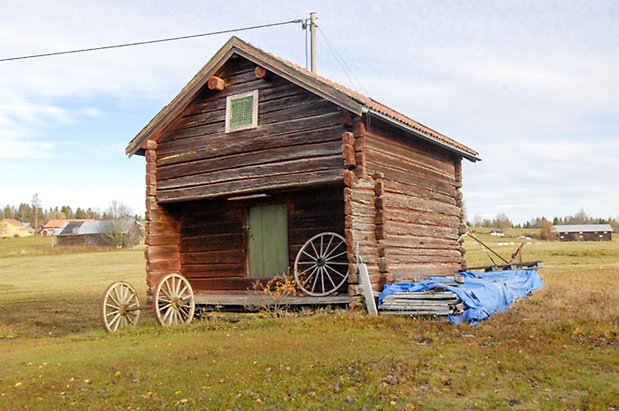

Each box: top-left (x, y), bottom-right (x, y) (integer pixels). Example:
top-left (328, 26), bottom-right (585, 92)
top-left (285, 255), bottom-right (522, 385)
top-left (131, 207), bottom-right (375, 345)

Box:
top-left (1, 0), bottom-right (617, 223)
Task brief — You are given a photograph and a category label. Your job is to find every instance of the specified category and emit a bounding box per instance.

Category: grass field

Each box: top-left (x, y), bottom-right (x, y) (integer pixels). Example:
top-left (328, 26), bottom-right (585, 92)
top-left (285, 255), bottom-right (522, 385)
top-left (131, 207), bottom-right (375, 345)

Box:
top-left (0, 233), bottom-right (617, 409)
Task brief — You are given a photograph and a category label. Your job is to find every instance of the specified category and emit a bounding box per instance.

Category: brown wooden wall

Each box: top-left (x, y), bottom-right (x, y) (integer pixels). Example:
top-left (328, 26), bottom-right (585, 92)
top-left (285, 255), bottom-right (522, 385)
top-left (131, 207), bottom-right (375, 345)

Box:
top-left (154, 56), bottom-right (345, 203)
top-left (557, 232), bottom-right (612, 241)
top-left (342, 120), bottom-right (382, 293)
top-left (361, 119), bottom-right (464, 281)
top-left (141, 54), bottom-right (469, 296)
top-left (160, 185), bottom-right (345, 292)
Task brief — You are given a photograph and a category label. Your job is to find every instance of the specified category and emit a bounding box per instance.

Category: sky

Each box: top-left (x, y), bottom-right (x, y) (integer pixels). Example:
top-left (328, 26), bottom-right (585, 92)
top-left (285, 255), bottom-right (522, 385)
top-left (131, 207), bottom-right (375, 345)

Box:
top-left (1, 0), bottom-right (617, 224)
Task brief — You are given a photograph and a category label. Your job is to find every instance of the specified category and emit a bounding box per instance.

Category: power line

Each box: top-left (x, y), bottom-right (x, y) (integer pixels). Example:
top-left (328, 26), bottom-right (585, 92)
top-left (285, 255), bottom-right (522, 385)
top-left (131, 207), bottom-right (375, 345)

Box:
top-left (0, 19), bottom-right (303, 63)
top-left (318, 27), bottom-right (369, 96)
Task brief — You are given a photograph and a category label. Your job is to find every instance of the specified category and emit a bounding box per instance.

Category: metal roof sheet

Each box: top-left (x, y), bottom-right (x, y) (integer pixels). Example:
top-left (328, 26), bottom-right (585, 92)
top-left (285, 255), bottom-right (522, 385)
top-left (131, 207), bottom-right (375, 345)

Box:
top-left (551, 224), bottom-right (613, 233)
top-left (57, 219), bottom-right (140, 236)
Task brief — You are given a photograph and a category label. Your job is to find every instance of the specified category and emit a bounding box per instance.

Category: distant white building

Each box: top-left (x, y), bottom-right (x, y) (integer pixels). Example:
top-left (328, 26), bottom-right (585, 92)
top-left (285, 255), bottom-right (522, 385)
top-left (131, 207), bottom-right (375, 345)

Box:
top-left (56, 218), bottom-right (144, 247)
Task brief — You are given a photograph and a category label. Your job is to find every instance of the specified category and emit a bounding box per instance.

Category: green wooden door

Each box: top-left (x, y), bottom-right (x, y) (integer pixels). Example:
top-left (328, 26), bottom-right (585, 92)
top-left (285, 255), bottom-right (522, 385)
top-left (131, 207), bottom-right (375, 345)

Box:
top-left (248, 204), bottom-right (289, 277)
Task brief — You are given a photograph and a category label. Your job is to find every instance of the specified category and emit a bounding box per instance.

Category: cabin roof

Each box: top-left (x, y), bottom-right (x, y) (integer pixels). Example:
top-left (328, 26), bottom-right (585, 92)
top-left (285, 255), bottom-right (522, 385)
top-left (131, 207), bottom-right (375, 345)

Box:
top-left (126, 36), bottom-right (480, 161)
top-left (551, 224), bottom-right (613, 233)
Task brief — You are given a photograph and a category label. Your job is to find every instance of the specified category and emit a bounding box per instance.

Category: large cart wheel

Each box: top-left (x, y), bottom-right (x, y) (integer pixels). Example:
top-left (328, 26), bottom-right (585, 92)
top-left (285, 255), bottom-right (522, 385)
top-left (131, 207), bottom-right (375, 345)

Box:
top-left (294, 232), bottom-right (349, 296)
top-left (100, 281), bottom-right (141, 332)
top-left (154, 273), bottom-right (195, 326)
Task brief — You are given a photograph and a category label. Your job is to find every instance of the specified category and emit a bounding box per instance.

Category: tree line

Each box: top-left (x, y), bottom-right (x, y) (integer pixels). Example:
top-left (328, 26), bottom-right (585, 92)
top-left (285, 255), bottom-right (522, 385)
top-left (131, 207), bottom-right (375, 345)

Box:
top-left (1, 194), bottom-right (139, 229)
top-left (469, 208), bottom-right (618, 237)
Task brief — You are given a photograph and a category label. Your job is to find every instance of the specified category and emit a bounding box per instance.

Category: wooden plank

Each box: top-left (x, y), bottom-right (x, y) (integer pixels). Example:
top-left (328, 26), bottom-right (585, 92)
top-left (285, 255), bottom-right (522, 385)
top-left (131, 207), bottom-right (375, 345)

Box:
top-left (383, 292), bottom-right (458, 301)
top-left (192, 292), bottom-right (354, 306)
top-left (380, 234), bottom-right (459, 250)
top-left (383, 192), bottom-right (460, 217)
top-left (159, 155), bottom-right (342, 191)
top-left (157, 122), bottom-right (342, 167)
top-left (179, 250), bottom-right (241, 265)
top-left (358, 263), bottom-right (378, 316)
top-left (181, 232), bottom-right (243, 251)
top-left (384, 221), bottom-right (459, 240)
top-left (157, 108), bottom-right (342, 155)
top-left (379, 310), bottom-right (453, 316)
top-left (364, 124), bottom-right (457, 173)
top-left (145, 245), bottom-right (179, 261)
top-left (157, 169), bottom-right (342, 203)
top-left (382, 208), bottom-right (461, 228)
top-left (182, 264), bottom-right (246, 278)
top-left (157, 140), bottom-right (342, 182)
top-left (380, 303), bottom-right (455, 310)
top-left (365, 143), bottom-right (456, 182)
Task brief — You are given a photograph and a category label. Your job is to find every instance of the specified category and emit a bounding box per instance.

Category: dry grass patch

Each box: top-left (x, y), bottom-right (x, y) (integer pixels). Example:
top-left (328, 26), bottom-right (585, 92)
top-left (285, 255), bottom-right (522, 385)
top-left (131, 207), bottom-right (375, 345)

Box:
top-left (0, 235), bottom-right (617, 409)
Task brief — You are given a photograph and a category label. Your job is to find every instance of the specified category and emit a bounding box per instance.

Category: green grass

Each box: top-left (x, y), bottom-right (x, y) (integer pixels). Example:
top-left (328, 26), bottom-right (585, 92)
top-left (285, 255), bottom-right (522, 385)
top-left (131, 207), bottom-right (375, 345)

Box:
top-left (0, 236), bottom-right (617, 409)
top-left (0, 236), bottom-right (53, 258)
top-left (0, 241), bottom-right (145, 338)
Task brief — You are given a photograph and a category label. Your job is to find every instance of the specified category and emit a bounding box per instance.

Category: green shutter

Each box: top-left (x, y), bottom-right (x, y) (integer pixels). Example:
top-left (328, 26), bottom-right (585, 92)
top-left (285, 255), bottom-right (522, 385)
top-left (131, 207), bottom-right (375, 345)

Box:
top-left (248, 204), bottom-right (289, 277)
top-left (230, 95), bottom-right (254, 129)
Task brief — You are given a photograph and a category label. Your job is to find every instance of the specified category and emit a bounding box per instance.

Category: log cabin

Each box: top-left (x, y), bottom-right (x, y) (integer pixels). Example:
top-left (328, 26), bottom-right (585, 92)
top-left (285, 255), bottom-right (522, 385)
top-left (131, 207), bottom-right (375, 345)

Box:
top-left (126, 36), bottom-right (480, 306)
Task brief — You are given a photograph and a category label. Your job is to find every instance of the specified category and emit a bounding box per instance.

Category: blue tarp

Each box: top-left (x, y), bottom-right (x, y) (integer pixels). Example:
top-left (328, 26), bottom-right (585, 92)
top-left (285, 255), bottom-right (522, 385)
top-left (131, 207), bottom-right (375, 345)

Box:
top-left (378, 269), bottom-right (543, 324)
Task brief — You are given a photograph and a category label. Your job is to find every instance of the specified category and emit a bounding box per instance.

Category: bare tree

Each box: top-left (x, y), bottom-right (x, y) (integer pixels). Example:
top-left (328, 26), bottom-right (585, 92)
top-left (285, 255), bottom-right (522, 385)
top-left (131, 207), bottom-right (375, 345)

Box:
top-left (101, 201), bottom-right (138, 247)
top-left (105, 200), bottom-right (132, 220)
top-left (31, 193), bottom-right (41, 229)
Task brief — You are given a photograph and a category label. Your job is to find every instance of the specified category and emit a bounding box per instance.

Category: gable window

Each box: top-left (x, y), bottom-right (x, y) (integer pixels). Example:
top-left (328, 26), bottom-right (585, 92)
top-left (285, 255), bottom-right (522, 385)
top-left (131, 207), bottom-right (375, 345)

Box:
top-left (225, 90), bottom-right (258, 133)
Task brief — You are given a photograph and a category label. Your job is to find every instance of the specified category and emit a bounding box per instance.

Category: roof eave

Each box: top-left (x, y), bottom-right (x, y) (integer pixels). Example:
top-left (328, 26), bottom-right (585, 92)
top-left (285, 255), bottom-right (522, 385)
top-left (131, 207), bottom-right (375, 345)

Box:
top-left (365, 109), bottom-right (481, 162)
top-left (231, 46), bottom-right (364, 117)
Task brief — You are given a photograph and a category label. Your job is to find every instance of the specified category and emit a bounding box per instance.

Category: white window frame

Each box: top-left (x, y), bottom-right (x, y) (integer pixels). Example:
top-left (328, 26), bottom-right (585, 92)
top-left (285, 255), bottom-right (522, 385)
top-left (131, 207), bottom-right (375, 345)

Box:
top-left (225, 90), bottom-right (259, 133)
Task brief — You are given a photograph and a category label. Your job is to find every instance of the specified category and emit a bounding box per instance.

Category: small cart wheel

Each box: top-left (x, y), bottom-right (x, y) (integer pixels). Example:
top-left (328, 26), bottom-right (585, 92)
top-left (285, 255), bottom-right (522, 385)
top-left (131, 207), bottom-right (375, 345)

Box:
top-left (100, 281), bottom-right (141, 332)
top-left (294, 232), bottom-right (349, 296)
top-left (154, 273), bottom-right (195, 326)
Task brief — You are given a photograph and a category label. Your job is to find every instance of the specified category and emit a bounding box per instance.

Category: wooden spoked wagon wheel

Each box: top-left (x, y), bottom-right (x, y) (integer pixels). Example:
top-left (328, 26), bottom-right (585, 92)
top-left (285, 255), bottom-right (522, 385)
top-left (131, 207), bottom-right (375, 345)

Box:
top-left (153, 273), bottom-right (196, 326)
top-left (294, 232), bottom-right (349, 296)
top-left (100, 281), bottom-right (141, 332)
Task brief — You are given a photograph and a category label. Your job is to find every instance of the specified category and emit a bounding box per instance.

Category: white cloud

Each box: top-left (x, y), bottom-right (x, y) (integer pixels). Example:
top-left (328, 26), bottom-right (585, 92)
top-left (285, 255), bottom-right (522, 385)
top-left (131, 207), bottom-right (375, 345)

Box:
top-left (0, 137), bottom-right (54, 160)
top-left (0, 0), bottom-right (617, 224)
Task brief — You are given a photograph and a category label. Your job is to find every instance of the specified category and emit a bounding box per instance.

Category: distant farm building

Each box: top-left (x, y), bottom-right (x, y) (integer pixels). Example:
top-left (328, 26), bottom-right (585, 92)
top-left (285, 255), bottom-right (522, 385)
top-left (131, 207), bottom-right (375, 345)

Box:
top-left (57, 219), bottom-right (143, 247)
top-left (41, 219), bottom-right (94, 236)
top-left (0, 219), bottom-right (33, 238)
top-left (552, 224), bottom-right (613, 241)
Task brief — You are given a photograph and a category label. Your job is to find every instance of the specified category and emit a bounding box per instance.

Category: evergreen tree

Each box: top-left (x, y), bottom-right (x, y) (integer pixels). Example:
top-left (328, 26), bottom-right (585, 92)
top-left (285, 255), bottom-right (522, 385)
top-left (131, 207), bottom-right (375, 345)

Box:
top-left (61, 205), bottom-right (74, 219)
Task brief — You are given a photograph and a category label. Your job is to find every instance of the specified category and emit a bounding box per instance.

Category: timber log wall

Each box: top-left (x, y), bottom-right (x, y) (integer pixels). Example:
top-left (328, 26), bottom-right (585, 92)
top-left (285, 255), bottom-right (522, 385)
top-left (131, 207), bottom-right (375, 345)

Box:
top-left (173, 186), bottom-right (345, 292)
top-left (154, 57), bottom-right (345, 203)
top-left (142, 54), bottom-right (468, 297)
top-left (361, 120), bottom-right (465, 282)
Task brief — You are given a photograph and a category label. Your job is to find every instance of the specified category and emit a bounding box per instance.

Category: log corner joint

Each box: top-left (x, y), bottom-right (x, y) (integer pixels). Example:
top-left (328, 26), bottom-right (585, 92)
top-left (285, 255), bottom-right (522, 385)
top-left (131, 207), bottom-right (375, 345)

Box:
top-left (207, 76), bottom-right (225, 91)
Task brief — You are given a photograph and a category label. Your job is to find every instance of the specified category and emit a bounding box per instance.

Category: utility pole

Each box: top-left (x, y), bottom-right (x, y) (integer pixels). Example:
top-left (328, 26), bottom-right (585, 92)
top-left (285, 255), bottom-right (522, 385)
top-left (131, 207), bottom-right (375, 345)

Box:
top-left (310, 11), bottom-right (318, 72)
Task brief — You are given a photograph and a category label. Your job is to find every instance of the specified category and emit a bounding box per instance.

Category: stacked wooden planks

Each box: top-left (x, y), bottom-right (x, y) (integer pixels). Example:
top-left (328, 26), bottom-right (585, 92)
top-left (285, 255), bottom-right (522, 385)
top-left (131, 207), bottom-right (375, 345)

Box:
top-left (378, 289), bottom-right (461, 316)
